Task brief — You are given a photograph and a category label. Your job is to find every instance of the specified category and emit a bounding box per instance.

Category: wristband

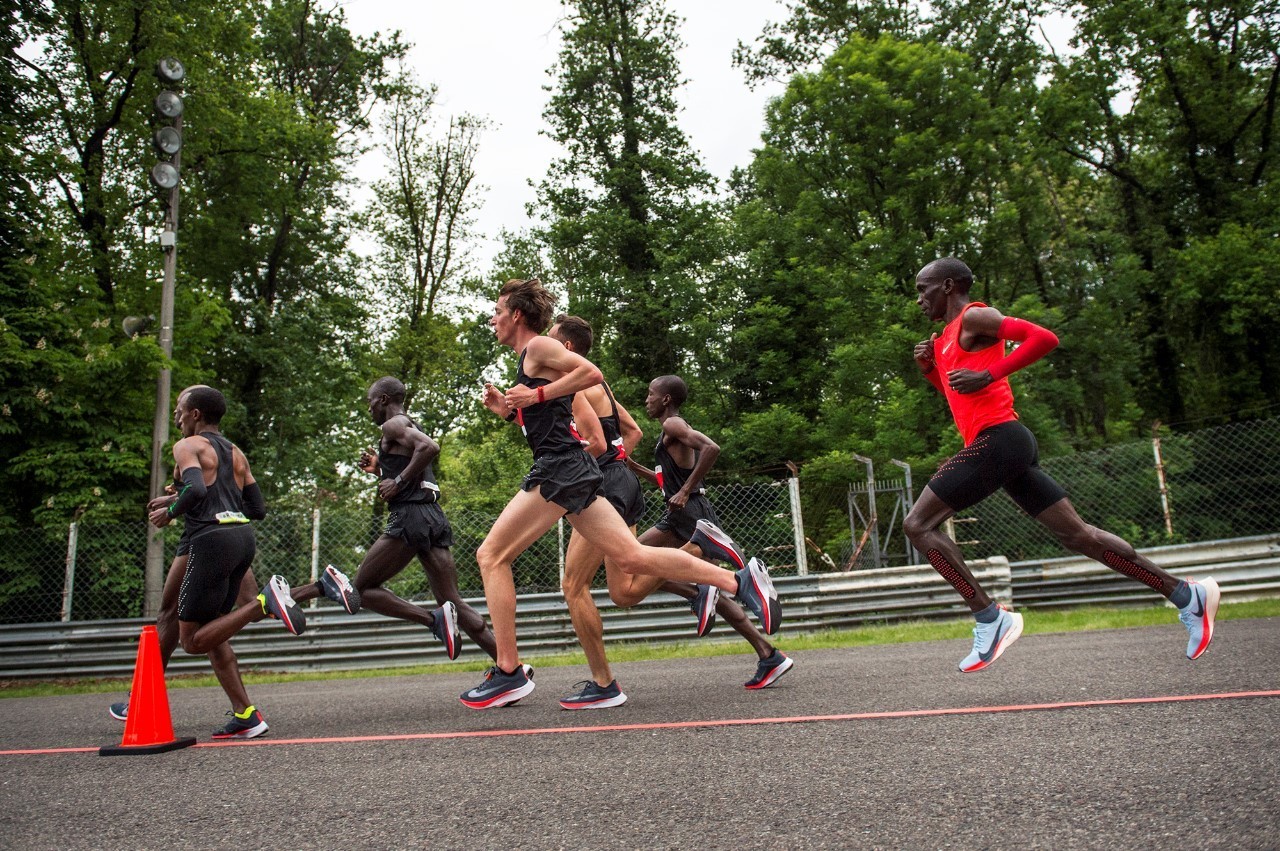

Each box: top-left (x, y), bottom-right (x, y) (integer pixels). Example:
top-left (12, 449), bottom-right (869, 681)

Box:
top-left (537, 386), bottom-right (545, 404)
top-left (505, 410), bottom-right (517, 422)
top-left (394, 474), bottom-right (404, 486)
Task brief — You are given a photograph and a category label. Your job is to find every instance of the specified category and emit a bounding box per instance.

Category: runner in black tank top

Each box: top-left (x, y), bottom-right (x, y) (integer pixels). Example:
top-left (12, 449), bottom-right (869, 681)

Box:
top-left (624, 374), bottom-right (790, 685)
top-left (286, 377), bottom-right (502, 665)
top-left (147, 385), bottom-right (307, 740)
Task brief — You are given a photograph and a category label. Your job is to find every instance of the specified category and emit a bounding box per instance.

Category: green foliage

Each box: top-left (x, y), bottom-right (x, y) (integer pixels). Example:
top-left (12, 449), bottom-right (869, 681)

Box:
top-left (535, 0), bottom-right (725, 382)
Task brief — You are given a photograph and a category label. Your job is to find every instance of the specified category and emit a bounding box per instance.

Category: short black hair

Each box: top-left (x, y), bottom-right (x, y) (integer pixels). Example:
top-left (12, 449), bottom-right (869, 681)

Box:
top-left (369, 376), bottom-right (406, 402)
top-left (653, 375), bottom-right (688, 408)
top-left (552, 313), bottom-right (593, 355)
top-left (923, 257), bottom-right (974, 293)
top-left (184, 386), bottom-right (226, 424)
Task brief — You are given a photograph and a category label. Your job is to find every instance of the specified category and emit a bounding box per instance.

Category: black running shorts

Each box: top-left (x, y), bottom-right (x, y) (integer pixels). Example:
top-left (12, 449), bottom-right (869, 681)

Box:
top-left (600, 461), bottom-right (646, 527)
top-left (178, 524), bottom-right (256, 623)
top-left (384, 501), bottom-right (455, 551)
top-left (521, 449), bottom-right (604, 515)
top-left (654, 492), bottom-right (720, 543)
top-left (926, 420), bottom-right (1068, 517)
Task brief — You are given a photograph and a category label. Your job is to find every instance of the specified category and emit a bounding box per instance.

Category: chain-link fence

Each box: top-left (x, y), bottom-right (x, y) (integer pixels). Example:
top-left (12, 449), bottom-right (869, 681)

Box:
top-left (4, 417), bottom-right (1278, 623)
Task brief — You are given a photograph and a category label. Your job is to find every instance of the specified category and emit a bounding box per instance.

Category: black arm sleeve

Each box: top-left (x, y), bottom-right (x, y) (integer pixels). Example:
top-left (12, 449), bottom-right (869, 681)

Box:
top-left (168, 466), bottom-right (207, 517)
top-left (241, 481), bottom-right (266, 520)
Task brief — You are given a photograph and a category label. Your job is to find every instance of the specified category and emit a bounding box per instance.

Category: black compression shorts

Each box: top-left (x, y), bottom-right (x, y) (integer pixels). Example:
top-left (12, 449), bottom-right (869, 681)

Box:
top-left (654, 492), bottom-right (720, 543)
top-left (926, 420), bottom-right (1068, 517)
top-left (521, 449), bottom-right (604, 515)
top-left (178, 524), bottom-right (256, 623)
top-left (600, 461), bottom-right (646, 527)
top-left (384, 501), bottom-right (455, 551)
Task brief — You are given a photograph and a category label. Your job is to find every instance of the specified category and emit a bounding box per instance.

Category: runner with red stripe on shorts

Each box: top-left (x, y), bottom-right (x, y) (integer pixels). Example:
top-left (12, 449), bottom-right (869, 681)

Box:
top-left (460, 277), bottom-right (780, 709)
top-left (618, 373), bottom-right (792, 689)
top-left (905, 257), bottom-right (1219, 672)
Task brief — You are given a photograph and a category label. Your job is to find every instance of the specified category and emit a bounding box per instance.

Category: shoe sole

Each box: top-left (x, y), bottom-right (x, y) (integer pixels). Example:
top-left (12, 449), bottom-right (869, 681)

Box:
top-left (743, 560), bottom-right (781, 635)
top-left (108, 707), bottom-right (128, 722)
top-left (959, 611), bottom-right (1024, 673)
top-left (559, 693), bottom-right (628, 710)
top-left (460, 679), bottom-right (536, 710)
top-left (211, 720), bottom-right (269, 739)
top-left (693, 520), bottom-right (746, 570)
top-left (437, 602), bottom-right (461, 660)
top-left (1188, 577), bottom-right (1220, 660)
top-left (323, 565), bottom-right (361, 615)
top-left (265, 579), bottom-right (306, 636)
top-left (745, 654), bottom-right (794, 690)
top-left (696, 585), bottom-right (719, 637)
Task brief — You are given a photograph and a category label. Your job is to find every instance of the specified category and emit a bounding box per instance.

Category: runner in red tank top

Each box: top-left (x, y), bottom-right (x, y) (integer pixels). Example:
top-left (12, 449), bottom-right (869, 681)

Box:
top-left (904, 257), bottom-right (1221, 672)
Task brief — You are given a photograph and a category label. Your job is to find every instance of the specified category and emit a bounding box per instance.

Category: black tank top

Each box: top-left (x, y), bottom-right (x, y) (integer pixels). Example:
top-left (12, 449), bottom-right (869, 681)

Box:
top-left (596, 384), bottom-right (628, 468)
top-left (377, 416), bottom-right (441, 506)
top-left (654, 433), bottom-right (704, 502)
top-left (514, 348), bottom-right (582, 458)
top-left (184, 433), bottom-right (250, 538)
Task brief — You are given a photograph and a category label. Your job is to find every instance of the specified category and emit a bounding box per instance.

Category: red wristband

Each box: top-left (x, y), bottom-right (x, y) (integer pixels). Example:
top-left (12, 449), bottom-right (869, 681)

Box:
top-left (537, 386), bottom-right (545, 404)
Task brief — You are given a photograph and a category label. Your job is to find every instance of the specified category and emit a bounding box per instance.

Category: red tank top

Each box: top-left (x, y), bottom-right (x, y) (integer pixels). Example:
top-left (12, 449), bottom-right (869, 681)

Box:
top-left (934, 302), bottom-right (1017, 446)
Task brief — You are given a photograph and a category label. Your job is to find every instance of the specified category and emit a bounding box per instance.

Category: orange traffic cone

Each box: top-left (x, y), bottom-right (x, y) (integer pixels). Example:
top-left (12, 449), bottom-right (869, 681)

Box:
top-left (99, 625), bottom-right (197, 756)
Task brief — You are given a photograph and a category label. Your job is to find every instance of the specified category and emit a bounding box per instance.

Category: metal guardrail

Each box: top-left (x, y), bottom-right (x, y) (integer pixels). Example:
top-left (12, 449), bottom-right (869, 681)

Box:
top-left (2, 535), bottom-right (1276, 680)
top-left (0, 558), bottom-right (1012, 679)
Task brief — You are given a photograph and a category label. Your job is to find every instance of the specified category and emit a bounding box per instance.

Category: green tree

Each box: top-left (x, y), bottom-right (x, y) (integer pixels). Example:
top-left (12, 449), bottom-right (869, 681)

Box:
top-left (1038, 0), bottom-right (1280, 425)
top-left (535, 0), bottom-right (723, 388)
top-left (361, 69), bottom-right (489, 438)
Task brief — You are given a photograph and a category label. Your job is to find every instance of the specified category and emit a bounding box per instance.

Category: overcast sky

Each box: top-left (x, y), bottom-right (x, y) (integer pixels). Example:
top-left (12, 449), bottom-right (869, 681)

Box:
top-left (340, 0), bottom-right (790, 269)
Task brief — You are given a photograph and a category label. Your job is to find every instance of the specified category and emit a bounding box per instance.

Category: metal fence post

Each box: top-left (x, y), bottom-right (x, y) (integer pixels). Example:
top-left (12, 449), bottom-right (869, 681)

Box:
top-left (61, 521), bottom-right (78, 622)
top-left (890, 459), bottom-right (919, 565)
top-left (787, 464), bottom-right (808, 576)
top-left (309, 508), bottom-right (321, 610)
top-left (1152, 422), bottom-right (1174, 537)
top-left (557, 517), bottom-right (566, 586)
top-left (853, 454), bottom-right (881, 569)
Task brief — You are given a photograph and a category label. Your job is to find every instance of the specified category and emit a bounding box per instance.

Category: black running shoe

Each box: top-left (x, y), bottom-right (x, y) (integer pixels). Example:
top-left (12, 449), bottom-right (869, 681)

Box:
top-left (460, 665), bottom-right (535, 709)
top-left (211, 705), bottom-right (269, 739)
top-left (108, 697), bottom-right (128, 721)
top-left (745, 650), bottom-right (794, 690)
top-left (559, 679), bottom-right (627, 710)
top-left (258, 574), bottom-right (306, 635)
top-left (691, 583), bottom-right (719, 637)
top-left (431, 601), bottom-right (461, 660)
top-left (320, 564), bottom-right (361, 614)
top-left (735, 557), bottom-right (781, 635)
top-left (689, 519), bottom-right (747, 570)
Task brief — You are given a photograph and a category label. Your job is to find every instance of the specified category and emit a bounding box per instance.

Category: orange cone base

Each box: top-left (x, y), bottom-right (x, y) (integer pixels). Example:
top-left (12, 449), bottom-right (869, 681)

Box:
top-left (99, 736), bottom-right (196, 757)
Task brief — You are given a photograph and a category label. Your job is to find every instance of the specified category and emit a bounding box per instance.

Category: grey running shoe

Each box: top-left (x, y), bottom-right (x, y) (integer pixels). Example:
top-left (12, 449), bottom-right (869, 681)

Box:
top-left (735, 557), bottom-right (781, 635)
top-left (745, 650), bottom-right (794, 690)
top-left (108, 698), bottom-right (128, 721)
top-left (958, 606), bottom-right (1023, 672)
top-left (258, 575), bottom-right (306, 635)
top-left (559, 679), bottom-right (628, 710)
top-left (460, 665), bottom-right (535, 709)
top-left (692, 583), bottom-right (719, 636)
top-left (211, 706), bottom-right (268, 739)
top-left (689, 519), bottom-right (747, 570)
top-left (1179, 577), bottom-right (1220, 660)
top-left (320, 564), bottom-right (361, 614)
top-left (431, 601), bottom-right (461, 660)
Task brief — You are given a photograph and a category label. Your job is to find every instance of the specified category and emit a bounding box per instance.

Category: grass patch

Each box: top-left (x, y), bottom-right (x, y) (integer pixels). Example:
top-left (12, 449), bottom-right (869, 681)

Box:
top-left (4, 598), bottom-right (1276, 700)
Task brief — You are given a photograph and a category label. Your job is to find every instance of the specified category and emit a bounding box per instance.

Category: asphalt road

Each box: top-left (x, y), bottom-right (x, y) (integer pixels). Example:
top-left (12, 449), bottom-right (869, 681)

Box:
top-left (2, 617), bottom-right (1278, 850)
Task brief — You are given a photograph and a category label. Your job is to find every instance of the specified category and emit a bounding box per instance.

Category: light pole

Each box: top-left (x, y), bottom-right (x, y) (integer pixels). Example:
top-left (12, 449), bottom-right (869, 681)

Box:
top-left (143, 57), bottom-right (185, 617)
